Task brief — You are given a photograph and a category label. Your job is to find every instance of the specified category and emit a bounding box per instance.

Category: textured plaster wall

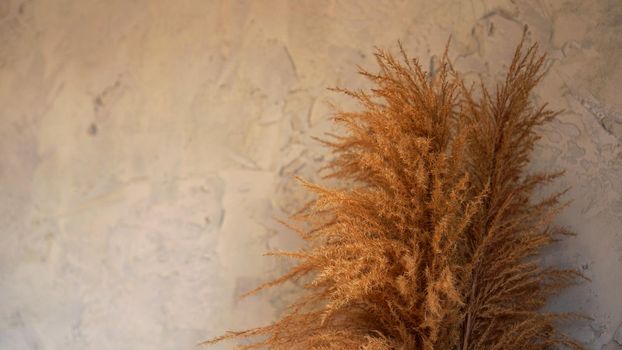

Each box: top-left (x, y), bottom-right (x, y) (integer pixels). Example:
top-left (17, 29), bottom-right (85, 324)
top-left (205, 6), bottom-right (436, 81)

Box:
top-left (0, 1), bottom-right (621, 349)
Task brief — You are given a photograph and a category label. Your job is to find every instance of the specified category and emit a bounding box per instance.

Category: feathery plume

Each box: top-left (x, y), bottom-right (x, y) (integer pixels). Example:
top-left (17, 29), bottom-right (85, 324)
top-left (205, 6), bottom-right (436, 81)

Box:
top-left (204, 34), bottom-right (584, 350)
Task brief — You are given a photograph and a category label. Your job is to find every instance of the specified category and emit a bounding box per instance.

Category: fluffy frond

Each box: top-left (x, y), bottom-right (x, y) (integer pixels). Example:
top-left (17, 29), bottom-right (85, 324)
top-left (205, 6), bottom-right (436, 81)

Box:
top-left (204, 35), bottom-right (584, 350)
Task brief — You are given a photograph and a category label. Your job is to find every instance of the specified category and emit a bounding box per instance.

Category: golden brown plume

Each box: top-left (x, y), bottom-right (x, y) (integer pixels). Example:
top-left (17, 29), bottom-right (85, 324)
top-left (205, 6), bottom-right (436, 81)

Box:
top-left (204, 35), bottom-right (585, 350)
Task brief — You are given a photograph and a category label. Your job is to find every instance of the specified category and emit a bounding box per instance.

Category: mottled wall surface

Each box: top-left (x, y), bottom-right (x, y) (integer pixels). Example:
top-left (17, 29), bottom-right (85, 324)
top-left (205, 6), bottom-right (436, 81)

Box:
top-left (0, 1), bottom-right (621, 349)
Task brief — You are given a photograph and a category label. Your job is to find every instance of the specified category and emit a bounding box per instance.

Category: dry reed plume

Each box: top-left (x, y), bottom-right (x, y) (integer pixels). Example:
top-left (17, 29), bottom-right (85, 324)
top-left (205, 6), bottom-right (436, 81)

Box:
top-left (204, 35), bottom-right (585, 349)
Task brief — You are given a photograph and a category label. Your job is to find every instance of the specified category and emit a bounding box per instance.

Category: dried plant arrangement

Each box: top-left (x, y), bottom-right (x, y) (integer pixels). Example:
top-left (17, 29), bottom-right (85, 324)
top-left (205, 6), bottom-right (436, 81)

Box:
top-left (204, 35), bottom-right (585, 350)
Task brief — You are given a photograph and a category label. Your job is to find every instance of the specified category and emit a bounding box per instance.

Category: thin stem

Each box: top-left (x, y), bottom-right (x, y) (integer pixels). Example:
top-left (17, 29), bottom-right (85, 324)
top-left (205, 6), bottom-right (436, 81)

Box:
top-left (462, 273), bottom-right (477, 350)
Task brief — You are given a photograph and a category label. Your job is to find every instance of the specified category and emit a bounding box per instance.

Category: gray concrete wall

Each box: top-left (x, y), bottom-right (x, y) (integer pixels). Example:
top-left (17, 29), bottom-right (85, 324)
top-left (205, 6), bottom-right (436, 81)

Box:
top-left (0, 1), bottom-right (621, 349)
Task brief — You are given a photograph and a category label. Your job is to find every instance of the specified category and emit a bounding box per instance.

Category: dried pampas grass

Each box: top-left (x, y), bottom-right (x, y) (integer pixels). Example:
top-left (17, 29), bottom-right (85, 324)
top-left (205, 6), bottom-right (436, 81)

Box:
top-left (204, 34), bottom-right (585, 349)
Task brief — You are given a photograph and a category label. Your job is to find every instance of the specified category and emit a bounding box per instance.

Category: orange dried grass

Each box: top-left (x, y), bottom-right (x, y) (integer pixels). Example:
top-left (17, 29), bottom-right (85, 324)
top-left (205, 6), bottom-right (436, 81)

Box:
top-left (204, 36), bottom-right (585, 349)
